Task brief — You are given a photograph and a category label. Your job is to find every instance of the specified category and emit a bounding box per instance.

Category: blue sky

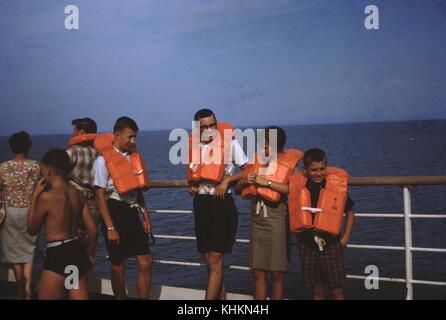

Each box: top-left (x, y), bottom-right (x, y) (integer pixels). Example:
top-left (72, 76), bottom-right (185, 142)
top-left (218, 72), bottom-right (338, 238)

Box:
top-left (0, 0), bottom-right (445, 135)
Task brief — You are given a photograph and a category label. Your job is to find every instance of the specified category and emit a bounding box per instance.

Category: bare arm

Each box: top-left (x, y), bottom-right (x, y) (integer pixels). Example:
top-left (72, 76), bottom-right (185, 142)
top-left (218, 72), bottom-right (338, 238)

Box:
top-left (340, 210), bottom-right (355, 246)
top-left (237, 169), bottom-right (289, 194)
top-left (28, 178), bottom-right (48, 236)
top-left (255, 175), bottom-right (289, 194)
top-left (214, 164), bottom-right (248, 199)
top-left (81, 198), bottom-right (97, 258)
top-left (137, 190), bottom-right (152, 233)
top-left (95, 187), bottom-right (119, 244)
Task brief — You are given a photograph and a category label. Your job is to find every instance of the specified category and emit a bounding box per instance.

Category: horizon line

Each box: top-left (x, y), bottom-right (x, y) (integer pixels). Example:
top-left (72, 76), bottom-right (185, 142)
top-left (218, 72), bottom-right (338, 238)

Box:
top-left (0, 118), bottom-right (445, 138)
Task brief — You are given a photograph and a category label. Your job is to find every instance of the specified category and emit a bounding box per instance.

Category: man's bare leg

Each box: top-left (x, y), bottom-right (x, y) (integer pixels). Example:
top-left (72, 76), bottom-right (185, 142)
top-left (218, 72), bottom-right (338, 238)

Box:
top-left (136, 254), bottom-right (152, 299)
top-left (111, 262), bottom-right (126, 299)
top-left (253, 269), bottom-right (267, 300)
top-left (205, 252), bottom-right (224, 300)
top-left (202, 252), bottom-right (226, 299)
top-left (38, 270), bottom-right (66, 300)
top-left (68, 276), bottom-right (89, 300)
top-left (219, 277), bottom-right (226, 300)
top-left (13, 264), bottom-right (24, 300)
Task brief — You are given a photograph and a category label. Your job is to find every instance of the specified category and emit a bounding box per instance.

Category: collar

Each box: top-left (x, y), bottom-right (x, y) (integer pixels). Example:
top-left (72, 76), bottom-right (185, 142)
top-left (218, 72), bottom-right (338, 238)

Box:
top-left (113, 146), bottom-right (129, 157)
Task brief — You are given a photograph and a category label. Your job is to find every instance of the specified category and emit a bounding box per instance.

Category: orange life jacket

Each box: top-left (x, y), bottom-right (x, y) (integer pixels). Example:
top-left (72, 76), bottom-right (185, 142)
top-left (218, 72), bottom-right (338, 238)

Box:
top-left (69, 134), bottom-right (97, 146)
top-left (288, 167), bottom-right (349, 236)
top-left (186, 122), bottom-right (234, 184)
top-left (241, 149), bottom-right (303, 202)
top-left (93, 133), bottom-right (150, 194)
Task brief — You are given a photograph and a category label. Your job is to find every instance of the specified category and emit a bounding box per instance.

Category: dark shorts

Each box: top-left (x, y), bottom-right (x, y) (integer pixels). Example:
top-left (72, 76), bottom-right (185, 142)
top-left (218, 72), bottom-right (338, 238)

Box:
top-left (193, 194), bottom-right (238, 254)
top-left (297, 240), bottom-right (346, 289)
top-left (43, 239), bottom-right (88, 278)
top-left (101, 199), bottom-right (151, 264)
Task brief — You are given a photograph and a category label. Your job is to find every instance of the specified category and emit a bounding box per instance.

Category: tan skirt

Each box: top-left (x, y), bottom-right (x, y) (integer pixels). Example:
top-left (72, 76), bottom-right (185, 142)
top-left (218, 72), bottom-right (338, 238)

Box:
top-left (0, 207), bottom-right (37, 264)
top-left (250, 199), bottom-right (291, 272)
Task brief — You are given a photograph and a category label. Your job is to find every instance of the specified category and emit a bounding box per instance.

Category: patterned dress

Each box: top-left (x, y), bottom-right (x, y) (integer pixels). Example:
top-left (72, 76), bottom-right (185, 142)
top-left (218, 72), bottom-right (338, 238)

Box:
top-left (0, 159), bottom-right (40, 263)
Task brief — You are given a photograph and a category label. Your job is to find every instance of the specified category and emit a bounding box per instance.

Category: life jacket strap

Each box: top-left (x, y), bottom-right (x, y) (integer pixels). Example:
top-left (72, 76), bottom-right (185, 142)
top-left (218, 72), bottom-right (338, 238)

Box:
top-left (302, 206), bottom-right (322, 214)
top-left (255, 200), bottom-right (268, 218)
top-left (314, 235), bottom-right (326, 252)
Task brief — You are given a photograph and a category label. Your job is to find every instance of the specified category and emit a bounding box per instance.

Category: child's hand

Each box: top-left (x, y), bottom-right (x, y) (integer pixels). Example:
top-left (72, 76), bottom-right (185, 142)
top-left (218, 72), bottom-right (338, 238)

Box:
top-left (33, 178), bottom-right (46, 197)
top-left (340, 235), bottom-right (350, 247)
top-left (246, 173), bottom-right (257, 184)
top-left (255, 175), bottom-right (269, 187)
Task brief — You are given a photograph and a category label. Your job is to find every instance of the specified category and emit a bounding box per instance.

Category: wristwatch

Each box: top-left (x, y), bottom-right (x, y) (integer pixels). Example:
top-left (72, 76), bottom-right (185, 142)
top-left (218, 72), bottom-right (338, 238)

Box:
top-left (267, 180), bottom-right (272, 188)
top-left (107, 226), bottom-right (116, 232)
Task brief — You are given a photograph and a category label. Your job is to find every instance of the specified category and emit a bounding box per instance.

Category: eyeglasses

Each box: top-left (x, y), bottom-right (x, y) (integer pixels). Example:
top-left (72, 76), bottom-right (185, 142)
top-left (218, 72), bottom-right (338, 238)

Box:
top-left (200, 123), bottom-right (217, 131)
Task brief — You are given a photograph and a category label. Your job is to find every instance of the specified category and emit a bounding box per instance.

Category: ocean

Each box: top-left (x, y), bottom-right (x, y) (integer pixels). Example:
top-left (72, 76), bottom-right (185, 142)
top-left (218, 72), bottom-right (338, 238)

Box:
top-left (1, 120), bottom-right (445, 299)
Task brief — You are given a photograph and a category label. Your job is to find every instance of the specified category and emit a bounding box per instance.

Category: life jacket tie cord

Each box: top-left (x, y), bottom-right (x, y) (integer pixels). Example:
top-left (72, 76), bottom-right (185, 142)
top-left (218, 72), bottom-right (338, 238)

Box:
top-left (314, 235), bottom-right (326, 252)
top-left (130, 203), bottom-right (145, 215)
top-left (302, 207), bottom-right (322, 214)
top-left (255, 200), bottom-right (268, 218)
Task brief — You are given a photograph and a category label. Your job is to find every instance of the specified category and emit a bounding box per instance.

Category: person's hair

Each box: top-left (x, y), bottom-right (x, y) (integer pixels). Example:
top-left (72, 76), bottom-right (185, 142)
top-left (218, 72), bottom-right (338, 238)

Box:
top-left (40, 149), bottom-right (70, 178)
top-left (194, 108), bottom-right (216, 121)
top-left (113, 116), bottom-right (139, 133)
top-left (9, 131), bottom-right (32, 155)
top-left (71, 118), bottom-right (97, 134)
top-left (265, 126), bottom-right (286, 153)
top-left (303, 148), bottom-right (328, 167)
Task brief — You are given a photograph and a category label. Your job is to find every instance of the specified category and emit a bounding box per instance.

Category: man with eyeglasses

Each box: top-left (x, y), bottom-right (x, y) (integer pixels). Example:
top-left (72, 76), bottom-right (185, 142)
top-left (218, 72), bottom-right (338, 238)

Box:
top-left (187, 108), bottom-right (248, 300)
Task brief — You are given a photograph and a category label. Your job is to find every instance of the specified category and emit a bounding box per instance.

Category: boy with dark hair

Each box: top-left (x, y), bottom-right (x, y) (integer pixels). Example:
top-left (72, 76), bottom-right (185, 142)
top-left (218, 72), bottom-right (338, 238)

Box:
top-left (289, 148), bottom-right (355, 300)
top-left (94, 116), bottom-right (152, 299)
top-left (28, 149), bottom-right (97, 300)
top-left (67, 118), bottom-right (100, 240)
top-left (187, 108), bottom-right (248, 300)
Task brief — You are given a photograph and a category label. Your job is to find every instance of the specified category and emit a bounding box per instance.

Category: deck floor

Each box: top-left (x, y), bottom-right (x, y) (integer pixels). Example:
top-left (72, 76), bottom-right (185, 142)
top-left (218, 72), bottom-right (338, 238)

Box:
top-left (1, 279), bottom-right (445, 300)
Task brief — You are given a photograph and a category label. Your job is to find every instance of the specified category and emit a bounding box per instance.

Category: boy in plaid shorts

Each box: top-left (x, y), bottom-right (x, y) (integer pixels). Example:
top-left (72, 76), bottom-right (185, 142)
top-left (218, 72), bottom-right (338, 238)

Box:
top-left (293, 148), bottom-right (355, 300)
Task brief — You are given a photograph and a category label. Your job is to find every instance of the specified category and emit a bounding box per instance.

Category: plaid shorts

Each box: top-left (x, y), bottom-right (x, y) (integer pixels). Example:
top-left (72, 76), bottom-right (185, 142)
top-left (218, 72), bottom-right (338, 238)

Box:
top-left (298, 241), bottom-right (346, 289)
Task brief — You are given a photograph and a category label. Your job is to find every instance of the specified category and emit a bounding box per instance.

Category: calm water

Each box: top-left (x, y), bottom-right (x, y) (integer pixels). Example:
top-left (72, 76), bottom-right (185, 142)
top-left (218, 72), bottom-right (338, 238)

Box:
top-left (1, 120), bottom-right (445, 299)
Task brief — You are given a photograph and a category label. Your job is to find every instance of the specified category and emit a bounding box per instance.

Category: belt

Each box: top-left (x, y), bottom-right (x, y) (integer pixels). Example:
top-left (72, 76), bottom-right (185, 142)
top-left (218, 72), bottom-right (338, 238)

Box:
top-left (69, 180), bottom-right (95, 200)
top-left (46, 238), bottom-right (78, 249)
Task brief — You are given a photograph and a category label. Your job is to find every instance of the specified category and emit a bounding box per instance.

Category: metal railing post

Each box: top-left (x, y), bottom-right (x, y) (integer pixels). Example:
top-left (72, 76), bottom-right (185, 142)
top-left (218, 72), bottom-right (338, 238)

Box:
top-left (403, 186), bottom-right (413, 300)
